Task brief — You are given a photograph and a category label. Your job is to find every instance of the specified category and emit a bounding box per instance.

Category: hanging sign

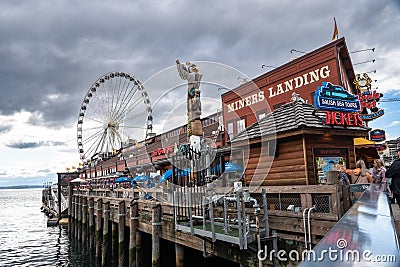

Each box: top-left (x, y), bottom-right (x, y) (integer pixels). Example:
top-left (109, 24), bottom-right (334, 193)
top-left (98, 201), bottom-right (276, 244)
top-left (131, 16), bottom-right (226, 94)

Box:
top-left (152, 145), bottom-right (174, 157)
top-left (370, 129), bottom-right (386, 142)
top-left (375, 144), bottom-right (387, 151)
top-left (354, 73), bottom-right (384, 121)
top-left (314, 82), bottom-right (361, 112)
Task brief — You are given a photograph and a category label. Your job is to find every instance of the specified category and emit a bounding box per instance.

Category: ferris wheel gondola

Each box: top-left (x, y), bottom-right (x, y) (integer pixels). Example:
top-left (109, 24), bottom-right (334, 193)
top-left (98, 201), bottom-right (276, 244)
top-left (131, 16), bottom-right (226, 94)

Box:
top-left (77, 72), bottom-right (153, 163)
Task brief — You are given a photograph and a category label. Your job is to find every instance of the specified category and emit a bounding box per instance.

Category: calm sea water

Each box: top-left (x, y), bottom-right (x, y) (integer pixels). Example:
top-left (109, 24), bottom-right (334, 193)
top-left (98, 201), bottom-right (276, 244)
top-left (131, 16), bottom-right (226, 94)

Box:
top-left (0, 188), bottom-right (239, 267)
top-left (0, 188), bottom-right (95, 267)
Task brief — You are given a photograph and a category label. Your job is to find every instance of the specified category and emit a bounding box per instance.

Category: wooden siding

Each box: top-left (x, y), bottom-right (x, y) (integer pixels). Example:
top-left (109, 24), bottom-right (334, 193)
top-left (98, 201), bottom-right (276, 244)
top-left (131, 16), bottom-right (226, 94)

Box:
top-left (245, 136), bottom-right (307, 186)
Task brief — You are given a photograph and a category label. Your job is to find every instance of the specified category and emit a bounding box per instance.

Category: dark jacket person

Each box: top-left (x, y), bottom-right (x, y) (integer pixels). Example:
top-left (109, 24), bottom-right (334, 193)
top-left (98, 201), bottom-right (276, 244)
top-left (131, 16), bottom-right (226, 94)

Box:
top-left (387, 148), bottom-right (400, 207)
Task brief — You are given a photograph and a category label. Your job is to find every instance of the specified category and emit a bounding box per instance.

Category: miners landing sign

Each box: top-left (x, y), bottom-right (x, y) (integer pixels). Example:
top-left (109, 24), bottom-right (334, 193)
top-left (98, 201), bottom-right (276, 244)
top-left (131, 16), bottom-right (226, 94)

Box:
top-left (227, 65), bottom-right (331, 113)
top-left (267, 65), bottom-right (331, 99)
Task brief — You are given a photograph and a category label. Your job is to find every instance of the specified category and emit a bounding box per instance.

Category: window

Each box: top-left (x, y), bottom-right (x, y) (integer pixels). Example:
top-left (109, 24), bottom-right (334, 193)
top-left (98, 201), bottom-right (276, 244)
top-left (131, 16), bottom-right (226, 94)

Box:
top-left (227, 121), bottom-right (234, 140)
top-left (237, 118), bottom-right (246, 134)
top-left (258, 112), bottom-right (266, 120)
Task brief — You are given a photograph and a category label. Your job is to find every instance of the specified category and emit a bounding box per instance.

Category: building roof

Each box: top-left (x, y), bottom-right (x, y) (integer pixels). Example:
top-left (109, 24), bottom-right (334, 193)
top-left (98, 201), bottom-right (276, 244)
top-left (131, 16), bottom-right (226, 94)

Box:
top-left (231, 100), bottom-right (370, 144)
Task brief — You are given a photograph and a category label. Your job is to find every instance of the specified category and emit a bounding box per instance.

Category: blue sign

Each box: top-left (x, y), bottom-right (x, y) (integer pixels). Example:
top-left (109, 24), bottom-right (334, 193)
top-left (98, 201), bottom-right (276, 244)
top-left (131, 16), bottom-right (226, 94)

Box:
top-left (359, 109), bottom-right (384, 121)
top-left (370, 129), bottom-right (386, 141)
top-left (314, 82), bottom-right (361, 112)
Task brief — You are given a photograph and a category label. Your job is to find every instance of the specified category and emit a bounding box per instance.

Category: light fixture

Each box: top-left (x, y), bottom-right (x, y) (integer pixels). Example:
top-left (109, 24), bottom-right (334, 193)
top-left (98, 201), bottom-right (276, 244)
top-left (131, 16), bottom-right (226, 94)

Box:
top-left (290, 49), bottom-right (306, 54)
top-left (350, 48), bottom-right (375, 53)
top-left (353, 59), bottom-right (375, 66)
top-left (365, 70), bottom-right (377, 74)
top-left (261, 64), bottom-right (276, 69)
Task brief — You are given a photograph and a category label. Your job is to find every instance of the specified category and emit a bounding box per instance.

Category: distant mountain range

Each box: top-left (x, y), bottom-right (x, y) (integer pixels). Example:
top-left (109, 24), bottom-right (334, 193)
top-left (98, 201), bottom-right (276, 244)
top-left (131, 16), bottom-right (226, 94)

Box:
top-left (0, 185), bottom-right (43, 189)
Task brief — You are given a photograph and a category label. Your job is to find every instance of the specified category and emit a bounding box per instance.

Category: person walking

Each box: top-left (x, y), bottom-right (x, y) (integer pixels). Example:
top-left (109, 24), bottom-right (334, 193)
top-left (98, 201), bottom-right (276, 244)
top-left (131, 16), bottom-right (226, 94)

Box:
top-left (387, 148), bottom-right (400, 207)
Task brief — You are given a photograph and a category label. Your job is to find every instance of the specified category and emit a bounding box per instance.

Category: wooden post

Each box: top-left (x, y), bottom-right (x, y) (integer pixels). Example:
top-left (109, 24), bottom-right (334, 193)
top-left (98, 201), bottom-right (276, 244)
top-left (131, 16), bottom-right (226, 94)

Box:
top-left (152, 204), bottom-right (161, 267)
top-left (136, 230), bottom-right (142, 267)
top-left (88, 198), bottom-right (95, 250)
top-left (77, 196), bottom-right (82, 242)
top-left (68, 186), bottom-right (74, 219)
top-left (175, 243), bottom-right (184, 267)
top-left (102, 201), bottom-right (110, 266)
top-left (74, 195), bottom-right (79, 240)
top-left (82, 197), bottom-right (88, 246)
top-left (112, 221), bottom-right (118, 261)
top-left (130, 201), bottom-right (138, 267)
top-left (70, 195), bottom-right (75, 238)
top-left (118, 201), bottom-right (126, 267)
top-left (95, 198), bottom-right (103, 259)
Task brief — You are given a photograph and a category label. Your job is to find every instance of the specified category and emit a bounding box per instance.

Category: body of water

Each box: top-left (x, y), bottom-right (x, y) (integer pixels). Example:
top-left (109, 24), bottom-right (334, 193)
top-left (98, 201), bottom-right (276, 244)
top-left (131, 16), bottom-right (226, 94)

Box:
top-left (0, 188), bottom-right (94, 267)
top-left (0, 188), bottom-right (240, 267)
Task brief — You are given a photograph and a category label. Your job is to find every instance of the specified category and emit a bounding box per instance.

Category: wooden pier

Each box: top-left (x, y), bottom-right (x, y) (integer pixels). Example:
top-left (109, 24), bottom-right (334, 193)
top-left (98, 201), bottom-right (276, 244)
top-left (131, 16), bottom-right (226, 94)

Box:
top-left (66, 183), bottom-right (348, 266)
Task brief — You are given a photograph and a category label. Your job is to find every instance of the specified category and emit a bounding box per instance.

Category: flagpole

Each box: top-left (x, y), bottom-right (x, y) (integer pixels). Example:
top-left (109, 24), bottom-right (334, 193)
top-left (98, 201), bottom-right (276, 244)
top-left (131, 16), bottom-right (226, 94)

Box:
top-left (335, 17), bottom-right (338, 40)
top-left (332, 17), bottom-right (339, 41)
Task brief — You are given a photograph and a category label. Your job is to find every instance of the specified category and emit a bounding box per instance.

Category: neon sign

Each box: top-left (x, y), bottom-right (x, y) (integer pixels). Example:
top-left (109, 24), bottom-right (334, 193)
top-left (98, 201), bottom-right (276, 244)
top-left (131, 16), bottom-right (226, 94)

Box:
top-left (354, 73), bottom-right (384, 121)
top-left (152, 145), bottom-right (174, 157)
top-left (324, 111), bottom-right (363, 126)
top-left (314, 82), bottom-right (360, 112)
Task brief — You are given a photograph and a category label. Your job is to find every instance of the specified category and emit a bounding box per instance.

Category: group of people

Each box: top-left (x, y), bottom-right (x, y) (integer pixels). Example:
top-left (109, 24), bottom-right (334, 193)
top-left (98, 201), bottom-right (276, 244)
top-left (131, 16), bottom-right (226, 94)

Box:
top-left (340, 148), bottom-right (400, 205)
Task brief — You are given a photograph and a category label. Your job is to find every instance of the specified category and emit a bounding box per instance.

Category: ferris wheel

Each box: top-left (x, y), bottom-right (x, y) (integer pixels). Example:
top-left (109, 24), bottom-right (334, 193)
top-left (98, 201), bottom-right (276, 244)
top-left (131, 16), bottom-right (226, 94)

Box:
top-left (77, 72), bottom-right (153, 163)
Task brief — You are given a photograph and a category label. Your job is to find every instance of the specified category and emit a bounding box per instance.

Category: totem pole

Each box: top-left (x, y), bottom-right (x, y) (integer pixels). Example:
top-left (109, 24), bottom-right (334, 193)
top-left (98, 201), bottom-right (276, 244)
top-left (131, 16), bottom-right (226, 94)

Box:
top-left (176, 59), bottom-right (203, 152)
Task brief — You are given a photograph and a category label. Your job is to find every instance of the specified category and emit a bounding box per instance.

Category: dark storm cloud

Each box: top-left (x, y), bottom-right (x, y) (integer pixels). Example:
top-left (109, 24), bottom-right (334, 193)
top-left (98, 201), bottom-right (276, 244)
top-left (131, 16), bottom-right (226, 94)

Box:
top-left (6, 141), bottom-right (66, 149)
top-left (0, 0), bottom-right (398, 130)
top-left (0, 125), bottom-right (12, 134)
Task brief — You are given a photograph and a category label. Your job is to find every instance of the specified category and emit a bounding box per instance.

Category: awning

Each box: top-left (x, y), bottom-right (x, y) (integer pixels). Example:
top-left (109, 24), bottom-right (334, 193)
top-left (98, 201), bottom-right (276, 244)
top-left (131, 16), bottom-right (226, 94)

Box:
top-left (354, 138), bottom-right (379, 161)
top-left (114, 177), bottom-right (131, 183)
top-left (354, 137), bottom-right (376, 147)
top-left (70, 178), bottom-right (86, 183)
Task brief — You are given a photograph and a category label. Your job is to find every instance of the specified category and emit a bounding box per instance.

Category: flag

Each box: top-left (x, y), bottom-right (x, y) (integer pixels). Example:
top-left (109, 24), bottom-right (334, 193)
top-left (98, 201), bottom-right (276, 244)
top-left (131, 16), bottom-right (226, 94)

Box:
top-left (79, 162), bottom-right (83, 167)
top-left (66, 167), bottom-right (70, 171)
top-left (332, 17), bottom-right (338, 41)
top-left (72, 166), bottom-right (76, 170)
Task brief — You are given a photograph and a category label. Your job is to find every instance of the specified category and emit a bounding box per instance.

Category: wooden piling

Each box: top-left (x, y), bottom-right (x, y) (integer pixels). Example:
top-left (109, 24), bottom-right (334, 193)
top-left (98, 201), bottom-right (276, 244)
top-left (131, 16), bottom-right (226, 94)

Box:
top-left (175, 243), bottom-right (184, 267)
top-left (152, 204), bottom-right (161, 267)
top-left (88, 198), bottom-right (95, 250)
top-left (74, 195), bottom-right (78, 240)
top-left (136, 230), bottom-right (142, 267)
top-left (102, 201), bottom-right (110, 266)
top-left (130, 200), bottom-right (138, 267)
top-left (118, 201), bottom-right (125, 267)
top-left (112, 221), bottom-right (118, 262)
top-left (82, 197), bottom-right (87, 246)
top-left (70, 195), bottom-right (75, 238)
top-left (77, 196), bottom-right (82, 242)
top-left (95, 198), bottom-right (103, 259)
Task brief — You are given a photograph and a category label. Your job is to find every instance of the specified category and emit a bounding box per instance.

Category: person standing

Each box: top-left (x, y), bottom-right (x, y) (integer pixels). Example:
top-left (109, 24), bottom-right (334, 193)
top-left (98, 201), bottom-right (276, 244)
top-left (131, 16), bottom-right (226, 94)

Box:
top-left (372, 159), bottom-right (386, 184)
top-left (341, 159), bottom-right (372, 200)
top-left (372, 159), bottom-right (392, 197)
top-left (387, 148), bottom-right (400, 206)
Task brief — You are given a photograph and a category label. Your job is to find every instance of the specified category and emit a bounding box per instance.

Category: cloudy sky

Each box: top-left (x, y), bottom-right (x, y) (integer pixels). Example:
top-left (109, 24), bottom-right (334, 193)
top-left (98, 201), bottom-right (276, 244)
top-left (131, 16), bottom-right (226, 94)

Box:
top-left (0, 0), bottom-right (399, 186)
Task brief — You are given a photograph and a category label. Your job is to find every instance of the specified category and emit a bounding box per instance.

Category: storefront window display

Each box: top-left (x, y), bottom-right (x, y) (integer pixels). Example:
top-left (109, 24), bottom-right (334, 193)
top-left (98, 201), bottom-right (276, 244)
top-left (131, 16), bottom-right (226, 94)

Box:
top-left (314, 148), bottom-right (348, 184)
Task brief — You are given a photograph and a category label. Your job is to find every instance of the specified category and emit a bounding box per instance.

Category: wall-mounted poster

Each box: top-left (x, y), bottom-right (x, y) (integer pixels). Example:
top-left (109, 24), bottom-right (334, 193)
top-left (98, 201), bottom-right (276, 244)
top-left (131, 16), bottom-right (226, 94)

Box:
top-left (313, 148), bottom-right (348, 184)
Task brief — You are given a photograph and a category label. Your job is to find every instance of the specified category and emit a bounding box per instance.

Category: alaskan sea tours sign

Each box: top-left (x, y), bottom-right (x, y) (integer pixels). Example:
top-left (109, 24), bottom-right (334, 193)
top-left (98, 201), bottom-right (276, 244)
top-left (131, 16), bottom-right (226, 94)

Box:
top-left (314, 82), bottom-right (361, 112)
top-left (314, 82), bottom-right (364, 126)
top-left (227, 65), bottom-right (331, 113)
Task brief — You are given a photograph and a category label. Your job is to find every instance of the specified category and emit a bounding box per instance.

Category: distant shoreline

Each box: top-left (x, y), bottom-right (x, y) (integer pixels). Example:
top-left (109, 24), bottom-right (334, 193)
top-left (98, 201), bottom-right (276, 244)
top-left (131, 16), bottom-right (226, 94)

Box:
top-left (0, 185), bottom-right (43, 190)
